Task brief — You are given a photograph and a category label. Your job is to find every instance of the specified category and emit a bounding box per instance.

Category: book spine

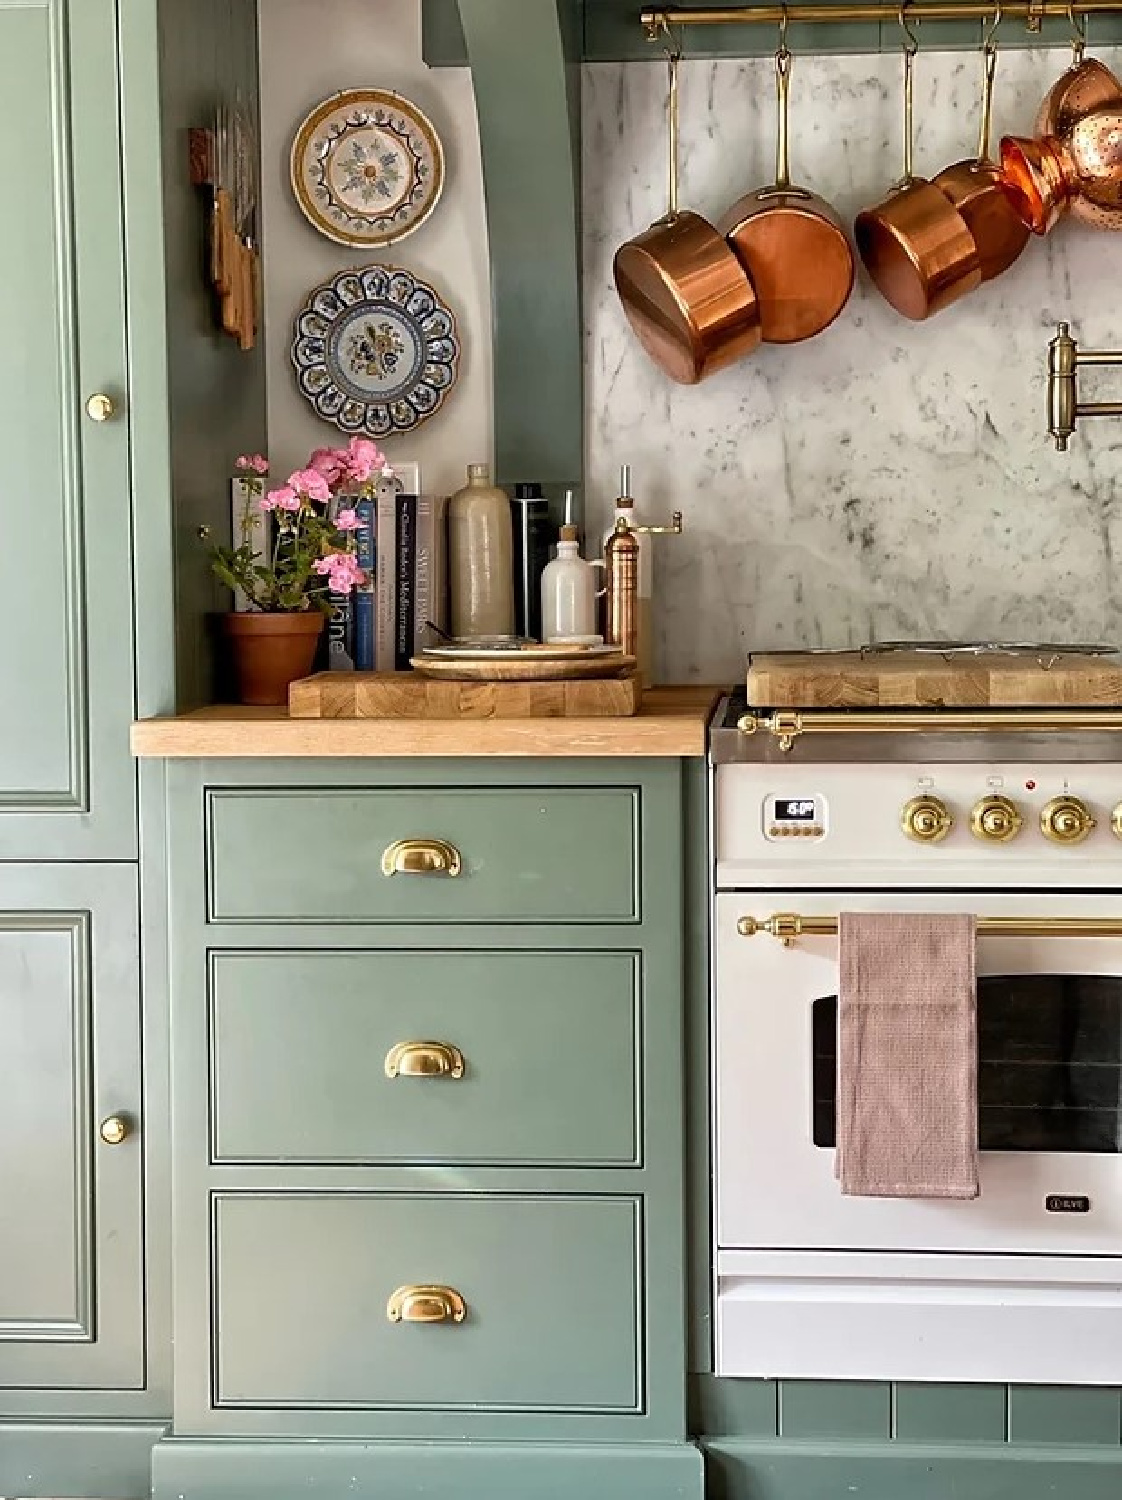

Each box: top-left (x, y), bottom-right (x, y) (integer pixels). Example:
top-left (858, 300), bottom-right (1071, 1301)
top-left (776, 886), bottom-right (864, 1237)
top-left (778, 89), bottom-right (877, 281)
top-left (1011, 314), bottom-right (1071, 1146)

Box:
top-left (375, 481), bottom-right (398, 672)
top-left (395, 495), bottom-right (416, 670)
top-left (353, 496), bottom-right (376, 672)
top-left (326, 591), bottom-right (355, 672)
top-left (230, 478), bottom-right (265, 612)
top-left (414, 495), bottom-right (433, 656)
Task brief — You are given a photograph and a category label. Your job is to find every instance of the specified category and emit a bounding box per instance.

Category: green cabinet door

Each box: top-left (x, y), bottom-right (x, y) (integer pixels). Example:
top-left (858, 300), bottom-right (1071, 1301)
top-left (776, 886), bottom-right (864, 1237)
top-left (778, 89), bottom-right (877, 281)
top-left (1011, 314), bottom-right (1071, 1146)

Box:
top-left (0, 864), bottom-right (144, 1389)
top-left (0, 0), bottom-right (135, 860)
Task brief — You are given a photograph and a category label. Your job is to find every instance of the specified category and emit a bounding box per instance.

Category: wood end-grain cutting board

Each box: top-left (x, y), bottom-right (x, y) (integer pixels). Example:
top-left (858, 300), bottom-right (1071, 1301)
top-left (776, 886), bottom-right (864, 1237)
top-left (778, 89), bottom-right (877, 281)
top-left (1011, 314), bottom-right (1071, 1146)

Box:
top-left (289, 671), bottom-right (643, 719)
top-left (746, 651), bottom-right (1122, 708)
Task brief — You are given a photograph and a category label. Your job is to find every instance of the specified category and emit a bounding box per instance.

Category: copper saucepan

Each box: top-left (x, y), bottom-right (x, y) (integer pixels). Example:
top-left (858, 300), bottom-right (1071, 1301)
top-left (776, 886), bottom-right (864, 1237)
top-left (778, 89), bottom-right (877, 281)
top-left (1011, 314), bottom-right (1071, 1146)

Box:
top-left (1000, 52), bottom-right (1122, 233)
top-left (856, 33), bottom-right (981, 321)
top-left (614, 50), bottom-right (761, 384)
top-left (718, 44), bottom-right (854, 344)
top-left (931, 32), bottom-right (1029, 282)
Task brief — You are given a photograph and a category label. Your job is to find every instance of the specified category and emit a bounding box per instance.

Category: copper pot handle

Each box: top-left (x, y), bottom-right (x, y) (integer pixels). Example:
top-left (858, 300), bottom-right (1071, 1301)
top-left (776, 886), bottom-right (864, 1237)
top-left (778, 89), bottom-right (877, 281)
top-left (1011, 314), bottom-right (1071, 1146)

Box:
top-left (774, 44), bottom-right (792, 190)
top-left (666, 48), bottom-right (681, 221)
top-left (976, 34), bottom-right (998, 163)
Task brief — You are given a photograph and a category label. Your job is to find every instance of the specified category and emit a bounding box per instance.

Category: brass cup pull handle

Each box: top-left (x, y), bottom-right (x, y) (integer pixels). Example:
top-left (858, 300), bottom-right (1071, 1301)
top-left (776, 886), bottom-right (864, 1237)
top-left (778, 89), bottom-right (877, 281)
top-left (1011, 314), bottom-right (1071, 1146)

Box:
top-left (387, 1285), bottom-right (466, 1325)
top-left (380, 838), bottom-right (462, 878)
top-left (384, 1041), bottom-right (465, 1080)
top-left (99, 1114), bottom-right (131, 1146)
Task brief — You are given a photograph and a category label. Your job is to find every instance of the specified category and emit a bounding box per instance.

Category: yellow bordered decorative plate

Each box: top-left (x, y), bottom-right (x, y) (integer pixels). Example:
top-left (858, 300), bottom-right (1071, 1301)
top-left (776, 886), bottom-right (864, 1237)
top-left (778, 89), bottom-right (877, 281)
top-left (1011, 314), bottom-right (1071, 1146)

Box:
top-left (290, 88), bottom-right (444, 248)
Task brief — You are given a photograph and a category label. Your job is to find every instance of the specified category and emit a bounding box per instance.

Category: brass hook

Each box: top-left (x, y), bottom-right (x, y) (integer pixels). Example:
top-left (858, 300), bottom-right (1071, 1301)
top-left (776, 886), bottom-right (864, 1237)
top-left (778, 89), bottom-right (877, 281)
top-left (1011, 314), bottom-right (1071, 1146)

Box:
top-left (983, 1), bottom-right (1002, 52)
top-left (777, 2), bottom-right (790, 61)
top-left (898, 1), bottom-right (919, 56)
top-left (1067, 1), bottom-right (1086, 62)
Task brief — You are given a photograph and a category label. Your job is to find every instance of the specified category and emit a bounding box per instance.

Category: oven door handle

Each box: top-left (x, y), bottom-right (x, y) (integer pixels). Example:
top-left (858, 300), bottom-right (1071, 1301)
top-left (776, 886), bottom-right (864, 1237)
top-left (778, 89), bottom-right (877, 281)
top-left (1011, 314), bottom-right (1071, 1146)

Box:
top-left (737, 914), bottom-right (1122, 947)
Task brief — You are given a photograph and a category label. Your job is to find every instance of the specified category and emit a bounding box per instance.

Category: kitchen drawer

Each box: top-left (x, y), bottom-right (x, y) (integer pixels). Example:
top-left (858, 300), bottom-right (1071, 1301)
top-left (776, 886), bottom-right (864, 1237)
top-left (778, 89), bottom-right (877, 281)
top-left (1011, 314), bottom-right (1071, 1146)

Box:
top-left (212, 1192), bottom-right (642, 1413)
top-left (205, 786), bottom-right (639, 924)
top-left (209, 950), bottom-right (641, 1166)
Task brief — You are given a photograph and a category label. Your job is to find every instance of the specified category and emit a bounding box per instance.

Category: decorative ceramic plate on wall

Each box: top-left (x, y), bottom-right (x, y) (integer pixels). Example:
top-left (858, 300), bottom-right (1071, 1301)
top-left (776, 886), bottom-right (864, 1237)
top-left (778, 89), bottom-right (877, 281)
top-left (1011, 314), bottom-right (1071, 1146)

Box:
top-left (291, 88), bottom-right (444, 247)
top-left (290, 264), bottom-right (461, 438)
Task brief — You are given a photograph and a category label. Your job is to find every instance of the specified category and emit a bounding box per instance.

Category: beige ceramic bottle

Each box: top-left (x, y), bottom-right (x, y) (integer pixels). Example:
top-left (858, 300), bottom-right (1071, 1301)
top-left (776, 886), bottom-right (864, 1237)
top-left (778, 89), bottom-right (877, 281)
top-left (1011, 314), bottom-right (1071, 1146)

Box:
top-left (448, 463), bottom-right (515, 638)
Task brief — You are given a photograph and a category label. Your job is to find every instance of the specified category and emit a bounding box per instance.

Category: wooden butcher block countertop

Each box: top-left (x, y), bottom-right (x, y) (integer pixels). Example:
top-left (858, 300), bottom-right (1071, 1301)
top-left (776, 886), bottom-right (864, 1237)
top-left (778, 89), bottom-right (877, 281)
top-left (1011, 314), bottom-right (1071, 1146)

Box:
top-left (131, 685), bottom-right (720, 758)
top-left (747, 650), bottom-right (1122, 709)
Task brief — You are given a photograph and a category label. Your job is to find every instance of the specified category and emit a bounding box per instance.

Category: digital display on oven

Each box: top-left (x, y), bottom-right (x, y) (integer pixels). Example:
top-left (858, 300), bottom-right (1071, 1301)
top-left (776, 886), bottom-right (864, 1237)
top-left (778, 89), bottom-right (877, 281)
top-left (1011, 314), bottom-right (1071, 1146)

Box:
top-left (774, 798), bottom-right (817, 822)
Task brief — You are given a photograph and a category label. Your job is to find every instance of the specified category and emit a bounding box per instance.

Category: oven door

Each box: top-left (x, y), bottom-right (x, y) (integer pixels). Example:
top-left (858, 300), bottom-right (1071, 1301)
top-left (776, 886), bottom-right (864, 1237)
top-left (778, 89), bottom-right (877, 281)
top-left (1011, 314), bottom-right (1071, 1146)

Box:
top-left (716, 890), bottom-right (1122, 1255)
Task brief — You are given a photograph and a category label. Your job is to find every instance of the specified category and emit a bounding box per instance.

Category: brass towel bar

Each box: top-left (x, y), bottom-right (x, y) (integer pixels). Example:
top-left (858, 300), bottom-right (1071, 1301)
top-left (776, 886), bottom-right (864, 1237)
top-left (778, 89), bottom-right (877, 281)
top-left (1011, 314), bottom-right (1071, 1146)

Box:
top-left (643, 2), bottom-right (1122, 32)
top-left (738, 913), bottom-right (1122, 943)
top-left (738, 708), bottom-right (1122, 750)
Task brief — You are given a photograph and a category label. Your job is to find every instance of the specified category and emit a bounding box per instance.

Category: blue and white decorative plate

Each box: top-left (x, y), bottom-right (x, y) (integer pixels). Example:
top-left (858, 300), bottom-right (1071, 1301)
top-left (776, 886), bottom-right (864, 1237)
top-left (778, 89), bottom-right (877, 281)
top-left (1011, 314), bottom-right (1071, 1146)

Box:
top-left (291, 89), bottom-right (444, 247)
top-left (290, 265), bottom-right (461, 438)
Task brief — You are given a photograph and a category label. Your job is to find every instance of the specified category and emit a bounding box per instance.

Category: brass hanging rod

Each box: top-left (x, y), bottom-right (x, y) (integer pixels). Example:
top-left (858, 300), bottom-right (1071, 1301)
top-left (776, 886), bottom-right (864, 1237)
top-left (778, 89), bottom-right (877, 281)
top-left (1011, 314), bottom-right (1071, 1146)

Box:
top-left (738, 913), bottom-right (1122, 943)
top-left (642, 2), bottom-right (1121, 29)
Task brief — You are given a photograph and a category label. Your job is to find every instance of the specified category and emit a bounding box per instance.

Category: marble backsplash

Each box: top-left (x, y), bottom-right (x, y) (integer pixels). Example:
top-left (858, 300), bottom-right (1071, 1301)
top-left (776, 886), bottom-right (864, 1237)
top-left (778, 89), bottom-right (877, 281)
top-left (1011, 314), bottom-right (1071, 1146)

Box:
top-left (582, 48), bottom-right (1122, 684)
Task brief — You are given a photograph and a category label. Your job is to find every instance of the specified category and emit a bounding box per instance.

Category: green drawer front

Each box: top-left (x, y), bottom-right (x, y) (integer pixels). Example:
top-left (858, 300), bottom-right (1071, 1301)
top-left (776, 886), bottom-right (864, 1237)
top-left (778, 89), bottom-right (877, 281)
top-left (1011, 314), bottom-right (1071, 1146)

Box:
top-left (209, 950), bottom-right (641, 1166)
top-left (212, 1192), bottom-right (643, 1413)
top-left (205, 786), bottom-right (639, 924)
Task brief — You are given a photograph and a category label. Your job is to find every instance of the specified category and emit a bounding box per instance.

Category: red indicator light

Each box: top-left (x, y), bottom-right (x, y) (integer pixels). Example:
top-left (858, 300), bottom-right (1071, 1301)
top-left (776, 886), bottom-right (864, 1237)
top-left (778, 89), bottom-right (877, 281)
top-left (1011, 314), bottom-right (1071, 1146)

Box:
top-left (1025, 780), bottom-right (1037, 790)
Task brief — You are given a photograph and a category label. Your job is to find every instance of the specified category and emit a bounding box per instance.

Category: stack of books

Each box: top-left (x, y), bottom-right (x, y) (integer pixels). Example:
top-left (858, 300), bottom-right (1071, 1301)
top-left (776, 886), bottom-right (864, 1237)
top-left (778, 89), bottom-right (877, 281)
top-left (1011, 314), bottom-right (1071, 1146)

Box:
top-left (329, 478), bottom-right (449, 673)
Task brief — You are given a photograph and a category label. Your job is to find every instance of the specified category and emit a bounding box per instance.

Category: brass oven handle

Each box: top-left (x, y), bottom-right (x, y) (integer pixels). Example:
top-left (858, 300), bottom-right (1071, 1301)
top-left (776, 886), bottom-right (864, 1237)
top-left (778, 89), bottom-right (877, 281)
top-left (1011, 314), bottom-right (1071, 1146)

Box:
top-left (738, 913), bottom-right (1122, 946)
top-left (380, 838), bottom-right (462, 878)
top-left (739, 708), bottom-right (1122, 752)
top-left (384, 1041), bottom-right (465, 1080)
top-left (386, 1285), bottom-right (466, 1324)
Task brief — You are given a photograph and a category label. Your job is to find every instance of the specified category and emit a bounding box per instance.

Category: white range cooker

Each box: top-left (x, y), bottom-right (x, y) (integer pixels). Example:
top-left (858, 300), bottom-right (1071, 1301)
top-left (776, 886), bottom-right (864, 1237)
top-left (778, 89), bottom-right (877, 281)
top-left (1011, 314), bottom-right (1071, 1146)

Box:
top-left (709, 647), bottom-right (1122, 1386)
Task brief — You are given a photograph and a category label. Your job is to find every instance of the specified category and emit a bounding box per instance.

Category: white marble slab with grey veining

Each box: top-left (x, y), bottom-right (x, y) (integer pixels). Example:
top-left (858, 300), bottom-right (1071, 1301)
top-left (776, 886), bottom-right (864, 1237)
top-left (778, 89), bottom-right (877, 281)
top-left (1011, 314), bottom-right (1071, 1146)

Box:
top-left (582, 48), bottom-right (1122, 684)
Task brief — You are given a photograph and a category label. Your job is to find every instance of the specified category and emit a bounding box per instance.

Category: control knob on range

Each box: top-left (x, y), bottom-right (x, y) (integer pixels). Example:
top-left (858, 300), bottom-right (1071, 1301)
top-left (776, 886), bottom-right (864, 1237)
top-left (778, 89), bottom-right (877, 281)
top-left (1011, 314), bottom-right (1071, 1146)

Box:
top-left (901, 795), bottom-right (953, 843)
top-left (1040, 795), bottom-right (1096, 844)
top-left (970, 795), bottom-right (1023, 843)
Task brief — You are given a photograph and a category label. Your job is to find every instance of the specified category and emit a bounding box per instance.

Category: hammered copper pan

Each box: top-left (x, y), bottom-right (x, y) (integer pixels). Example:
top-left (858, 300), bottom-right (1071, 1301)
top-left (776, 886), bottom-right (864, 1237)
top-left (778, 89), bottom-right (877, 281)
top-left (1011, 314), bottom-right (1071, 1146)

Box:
top-left (856, 39), bottom-right (981, 321)
top-left (718, 45), bottom-right (854, 344)
top-left (614, 51), bottom-right (761, 384)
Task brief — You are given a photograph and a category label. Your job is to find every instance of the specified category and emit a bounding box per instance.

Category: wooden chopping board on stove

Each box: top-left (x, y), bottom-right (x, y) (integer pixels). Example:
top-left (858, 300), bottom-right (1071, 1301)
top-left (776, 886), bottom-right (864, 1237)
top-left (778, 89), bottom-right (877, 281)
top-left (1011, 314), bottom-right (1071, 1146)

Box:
top-left (746, 650), bottom-right (1122, 708)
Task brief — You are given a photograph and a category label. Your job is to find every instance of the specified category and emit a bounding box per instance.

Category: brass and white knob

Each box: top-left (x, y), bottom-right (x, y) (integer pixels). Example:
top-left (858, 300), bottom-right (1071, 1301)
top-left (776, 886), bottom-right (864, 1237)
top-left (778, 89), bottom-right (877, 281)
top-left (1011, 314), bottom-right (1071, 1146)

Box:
top-left (1113, 803), bottom-right (1122, 840)
top-left (1040, 795), bottom-right (1096, 845)
top-left (901, 795), bottom-right (952, 844)
top-left (970, 795), bottom-right (1023, 844)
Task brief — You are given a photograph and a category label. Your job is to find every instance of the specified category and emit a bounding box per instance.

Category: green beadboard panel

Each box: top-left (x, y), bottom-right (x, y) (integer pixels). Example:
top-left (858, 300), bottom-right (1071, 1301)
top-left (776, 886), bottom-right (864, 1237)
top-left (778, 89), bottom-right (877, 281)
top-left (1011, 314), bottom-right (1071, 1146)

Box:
top-left (691, 1376), bottom-right (779, 1438)
top-left (208, 948), bottom-right (642, 1166)
top-left (684, 759), bottom-right (714, 1373)
top-left (205, 785), bottom-right (640, 924)
top-left (157, 0), bottom-right (267, 710)
top-left (893, 1383), bottom-right (1008, 1444)
top-left (456, 0), bottom-right (583, 499)
top-left (0, 1420), bottom-right (165, 1500)
top-left (705, 1439), bottom-right (1122, 1500)
top-left (1007, 1386), bottom-right (1122, 1445)
top-left (778, 1381), bottom-right (893, 1441)
top-left (152, 1437), bottom-right (705, 1500)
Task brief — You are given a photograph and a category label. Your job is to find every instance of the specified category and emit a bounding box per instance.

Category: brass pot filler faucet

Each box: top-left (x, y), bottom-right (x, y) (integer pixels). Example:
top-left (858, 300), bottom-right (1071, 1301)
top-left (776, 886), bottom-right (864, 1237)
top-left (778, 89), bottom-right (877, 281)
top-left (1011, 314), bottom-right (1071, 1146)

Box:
top-left (1047, 321), bottom-right (1122, 450)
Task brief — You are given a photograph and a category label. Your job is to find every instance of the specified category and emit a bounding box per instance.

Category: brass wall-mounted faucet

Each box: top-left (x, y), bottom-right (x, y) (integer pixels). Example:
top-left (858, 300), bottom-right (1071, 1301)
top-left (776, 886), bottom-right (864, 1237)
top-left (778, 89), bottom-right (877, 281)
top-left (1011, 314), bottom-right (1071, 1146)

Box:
top-left (1047, 322), bottom-right (1122, 450)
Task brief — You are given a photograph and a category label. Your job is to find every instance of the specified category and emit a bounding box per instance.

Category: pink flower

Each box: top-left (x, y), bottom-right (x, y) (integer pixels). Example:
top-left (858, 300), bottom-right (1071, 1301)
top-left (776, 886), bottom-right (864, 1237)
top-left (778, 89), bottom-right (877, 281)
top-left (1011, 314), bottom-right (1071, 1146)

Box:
top-left (261, 485), bottom-right (298, 512)
top-left (313, 552), bottom-right (366, 594)
top-left (289, 468), bottom-right (332, 504)
top-left (308, 446), bottom-right (346, 485)
top-left (334, 508), bottom-right (361, 531)
top-left (236, 453), bottom-right (270, 475)
top-left (341, 436), bottom-right (388, 483)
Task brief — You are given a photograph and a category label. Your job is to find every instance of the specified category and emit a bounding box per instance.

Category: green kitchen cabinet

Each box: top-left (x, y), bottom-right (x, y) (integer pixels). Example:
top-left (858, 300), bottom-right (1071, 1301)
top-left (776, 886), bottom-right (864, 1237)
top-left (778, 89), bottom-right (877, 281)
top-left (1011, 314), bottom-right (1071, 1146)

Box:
top-left (0, 864), bottom-right (143, 1392)
top-left (0, 0), bottom-right (136, 862)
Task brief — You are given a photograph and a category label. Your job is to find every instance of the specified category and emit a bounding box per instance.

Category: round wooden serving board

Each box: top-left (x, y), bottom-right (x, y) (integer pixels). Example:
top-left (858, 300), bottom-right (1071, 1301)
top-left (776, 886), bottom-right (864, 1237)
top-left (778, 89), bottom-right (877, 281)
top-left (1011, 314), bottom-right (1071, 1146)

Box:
top-left (411, 652), bottom-right (636, 682)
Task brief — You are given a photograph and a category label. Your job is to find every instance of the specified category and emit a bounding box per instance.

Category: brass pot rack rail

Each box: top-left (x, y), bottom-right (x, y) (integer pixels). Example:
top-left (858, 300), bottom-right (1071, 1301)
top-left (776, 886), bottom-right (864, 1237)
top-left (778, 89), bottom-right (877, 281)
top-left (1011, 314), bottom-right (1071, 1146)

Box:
top-left (642, 2), bottom-right (1122, 30)
top-left (737, 913), bottom-right (1122, 943)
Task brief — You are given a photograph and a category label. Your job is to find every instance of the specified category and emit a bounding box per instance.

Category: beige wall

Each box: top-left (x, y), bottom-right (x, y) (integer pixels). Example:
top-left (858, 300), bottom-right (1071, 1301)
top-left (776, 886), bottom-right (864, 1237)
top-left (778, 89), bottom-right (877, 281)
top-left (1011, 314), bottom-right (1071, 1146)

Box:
top-left (257, 0), bottom-right (493, 494)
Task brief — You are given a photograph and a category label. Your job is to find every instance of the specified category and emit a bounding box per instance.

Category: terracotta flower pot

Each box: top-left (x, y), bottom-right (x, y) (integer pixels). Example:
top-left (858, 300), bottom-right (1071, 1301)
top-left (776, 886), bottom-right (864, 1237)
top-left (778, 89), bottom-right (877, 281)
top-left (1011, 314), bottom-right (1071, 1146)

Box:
top-left (223, 611), bottom-right (325, 706)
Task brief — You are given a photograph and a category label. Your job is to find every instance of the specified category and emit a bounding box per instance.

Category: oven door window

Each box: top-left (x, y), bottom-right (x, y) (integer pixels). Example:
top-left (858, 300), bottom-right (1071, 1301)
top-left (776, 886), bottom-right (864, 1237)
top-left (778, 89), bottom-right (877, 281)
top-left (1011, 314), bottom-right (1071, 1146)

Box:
top-left (813, 976), bottom-right (1122, 1153)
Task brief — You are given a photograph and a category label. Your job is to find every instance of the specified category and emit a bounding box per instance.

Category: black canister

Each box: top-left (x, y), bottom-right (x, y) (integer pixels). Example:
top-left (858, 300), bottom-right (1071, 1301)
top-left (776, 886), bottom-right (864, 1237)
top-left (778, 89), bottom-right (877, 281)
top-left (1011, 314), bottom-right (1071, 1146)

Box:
top-left (510, 483), bottom-right (554, 641)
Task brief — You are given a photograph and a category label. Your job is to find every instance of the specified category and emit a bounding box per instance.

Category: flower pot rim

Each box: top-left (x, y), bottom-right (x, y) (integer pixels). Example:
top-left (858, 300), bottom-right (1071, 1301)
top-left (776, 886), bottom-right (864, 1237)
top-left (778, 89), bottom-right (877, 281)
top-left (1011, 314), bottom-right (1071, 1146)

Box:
top-left (223, 610), bottom-right (326, 636)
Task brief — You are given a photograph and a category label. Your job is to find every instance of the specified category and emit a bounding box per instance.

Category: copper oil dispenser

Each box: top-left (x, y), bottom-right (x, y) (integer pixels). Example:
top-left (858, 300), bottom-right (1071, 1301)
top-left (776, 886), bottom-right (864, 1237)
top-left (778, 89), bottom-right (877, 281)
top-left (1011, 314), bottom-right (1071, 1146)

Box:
top-left (604, 465), bottom-right (683, 685)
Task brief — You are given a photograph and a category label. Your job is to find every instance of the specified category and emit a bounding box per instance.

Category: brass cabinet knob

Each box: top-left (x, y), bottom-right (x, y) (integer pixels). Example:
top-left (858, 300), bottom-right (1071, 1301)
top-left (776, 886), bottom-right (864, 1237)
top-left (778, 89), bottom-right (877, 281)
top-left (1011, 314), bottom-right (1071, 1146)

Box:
top-left (381, 838), bottom-right (462, 878)
top-left (1041, 795), bottom-right (1096, 845)
top-left (384, 1041), bottom-right (465, 1079)
top-left (970, 795), bottom-right (1023, 843)
top-left (85, 393), bottom-right (116, 423)
top-left (1112, 803), bottom-right (1122, 840)
top-left (386, 1285), bottom-right (466, 1324)
top-left (99, 1114), bottom-right (131, 1146)
top-left (901, 795), bottom-right (953, 844)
